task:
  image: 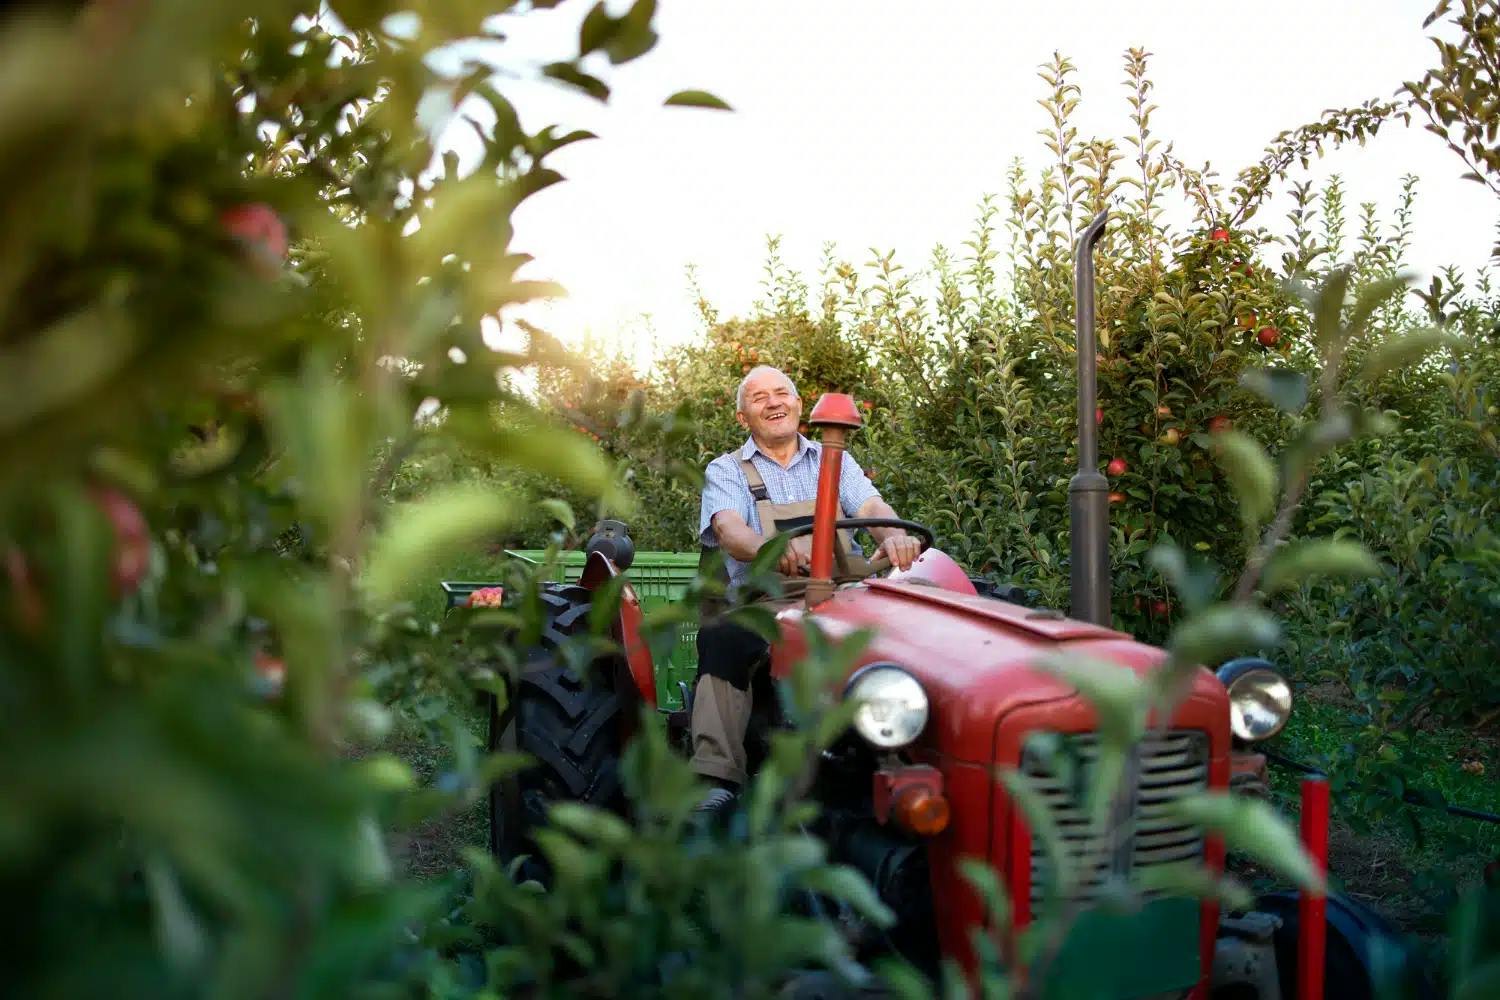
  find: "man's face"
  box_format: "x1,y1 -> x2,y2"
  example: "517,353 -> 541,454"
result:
736,369 -> 802,445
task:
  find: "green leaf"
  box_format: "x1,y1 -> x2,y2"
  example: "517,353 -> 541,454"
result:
606,0 -> 659,63
1456,961 -> 1500,1000
997,768 -> 1074,902
1146,543 -> 1218,610
364,486 -> 514,606
145,856 -> 206,973
1168,603 -> 1281,669
664,89 -> 734,111
538,498 -> 575,531
541,62 -> 610,101
1033,652 -> 1145,748
1345,274 -> 1410,341
1357,329 -> 1454,382
798,864 -> 896,928
1133,862 -> 1253,910
873,960 -> 938,1000
546,802 -> 631,850
1261,539 -> 1381,594
1168,792 -> 1323,892
1239,367 -> 1309,412
1211,431 -> 1279,529
577,2 -> 614,55
1311,267 -> 1352,355
958,858 -> 1012,929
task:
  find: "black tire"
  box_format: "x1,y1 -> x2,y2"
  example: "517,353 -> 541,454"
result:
487,584 -> 625,865
1255,892 -> 1433,1000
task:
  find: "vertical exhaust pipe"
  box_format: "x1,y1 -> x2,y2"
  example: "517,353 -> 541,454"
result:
1070,209 -> 1111,626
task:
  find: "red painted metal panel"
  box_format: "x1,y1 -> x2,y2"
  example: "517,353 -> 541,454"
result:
1299,776 -> 1330,1000
808,392 -> 864,428
770,574 -> 1234,979
885,548 -> 979,595
808,438 -> 845,584
579,551 -> 657,710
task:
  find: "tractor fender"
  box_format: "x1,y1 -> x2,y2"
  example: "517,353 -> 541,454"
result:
578,550 -> 658,711
885,548 -> 977,596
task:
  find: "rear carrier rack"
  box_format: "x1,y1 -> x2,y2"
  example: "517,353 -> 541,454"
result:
1021,730 -> 1209,906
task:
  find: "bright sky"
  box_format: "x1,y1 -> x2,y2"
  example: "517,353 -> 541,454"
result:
437,1 -> 1496,367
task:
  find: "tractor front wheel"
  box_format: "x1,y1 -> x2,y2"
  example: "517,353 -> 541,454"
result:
487,585 -> 626,867
1251,892 -> 1434,1000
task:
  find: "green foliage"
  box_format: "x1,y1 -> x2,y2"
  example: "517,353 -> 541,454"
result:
8,1 -> 1499,995
0,0 -> 716,994
374,621 -> 899,1000
1406,1 -> 1500,219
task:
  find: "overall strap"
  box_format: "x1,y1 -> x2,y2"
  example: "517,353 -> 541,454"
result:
739,458 -> 770,502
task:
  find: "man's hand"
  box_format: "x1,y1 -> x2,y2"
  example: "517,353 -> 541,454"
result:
778,534 -> 813,575
877,533 -> 921,572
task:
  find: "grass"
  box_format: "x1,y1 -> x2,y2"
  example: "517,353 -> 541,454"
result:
377,707 -> 490,881
1264,686 -> 1500,932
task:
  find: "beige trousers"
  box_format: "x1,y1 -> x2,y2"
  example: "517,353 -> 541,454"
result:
689,674 -> 754,786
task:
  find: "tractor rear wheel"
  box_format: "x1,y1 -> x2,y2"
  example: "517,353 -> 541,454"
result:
487,585 -> 625,866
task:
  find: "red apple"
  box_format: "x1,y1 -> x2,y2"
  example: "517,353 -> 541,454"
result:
1210,227 -> 1230,243
1095,407 -> 1105,426
465,586 -> 505,608
1257,326 -> 1280,347
220,202 -> 289,274
1208,415 -> 1233,434
1106,457 -> 1128,476
1151,599 -> 1170,618
90,486 -> 150,596
860,400 -> 873,411
1108,491 -> 1126,504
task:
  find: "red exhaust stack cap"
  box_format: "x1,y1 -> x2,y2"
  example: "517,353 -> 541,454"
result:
808,392 -> 863,429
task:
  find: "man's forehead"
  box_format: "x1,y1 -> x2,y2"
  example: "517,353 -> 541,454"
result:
744,372 -> 795,396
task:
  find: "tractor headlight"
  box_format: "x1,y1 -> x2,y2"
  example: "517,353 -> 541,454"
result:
846,664 -> 929,749
1217,658 -> 1292,742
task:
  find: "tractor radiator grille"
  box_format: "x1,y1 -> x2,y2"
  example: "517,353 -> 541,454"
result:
1019,730 -> 1209,906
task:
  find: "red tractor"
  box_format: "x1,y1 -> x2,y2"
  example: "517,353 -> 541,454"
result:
459,213 -> 1417,999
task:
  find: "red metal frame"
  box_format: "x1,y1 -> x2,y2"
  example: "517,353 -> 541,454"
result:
1298,776 -> 1330,1000
579,551 -> 657,711
806,393 -> 864,597
808,430 -> 845,585
872,763 -> 944,825
1008,798 -> 1032,935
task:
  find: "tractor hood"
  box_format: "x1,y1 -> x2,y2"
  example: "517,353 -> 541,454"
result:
771,579 -> 1226,763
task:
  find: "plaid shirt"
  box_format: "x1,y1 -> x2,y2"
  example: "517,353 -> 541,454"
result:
699,435 -> 881,589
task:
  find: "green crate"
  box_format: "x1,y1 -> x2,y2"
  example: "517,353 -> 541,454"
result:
505,550 -> 701,711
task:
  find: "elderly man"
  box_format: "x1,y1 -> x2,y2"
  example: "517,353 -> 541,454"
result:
692,365 -> 920,810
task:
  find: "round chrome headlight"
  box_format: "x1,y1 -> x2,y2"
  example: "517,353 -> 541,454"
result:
1217,658 -> 1292,742
846,664 -> 929,749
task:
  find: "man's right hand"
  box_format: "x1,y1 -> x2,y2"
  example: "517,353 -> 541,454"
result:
777,534 -> 813,576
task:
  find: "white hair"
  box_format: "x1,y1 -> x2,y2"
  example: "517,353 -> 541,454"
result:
735,365 -> 799,412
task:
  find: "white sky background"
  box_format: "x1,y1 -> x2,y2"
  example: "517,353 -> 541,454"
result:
434,1 -> 1497,368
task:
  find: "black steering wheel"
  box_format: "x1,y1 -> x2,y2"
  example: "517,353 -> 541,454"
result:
773,518 -> 935,580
